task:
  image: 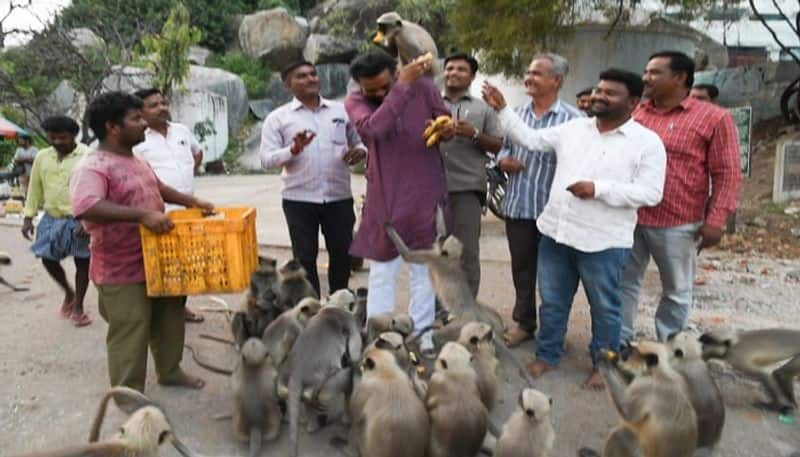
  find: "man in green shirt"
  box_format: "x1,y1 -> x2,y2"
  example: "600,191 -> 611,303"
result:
21,116 -> 91,327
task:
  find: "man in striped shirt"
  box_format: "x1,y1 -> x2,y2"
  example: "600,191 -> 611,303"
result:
500,53 -> 583,347
621,51 -> 743,342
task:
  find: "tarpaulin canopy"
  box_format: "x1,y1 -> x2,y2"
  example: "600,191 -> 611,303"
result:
0,117 -> 28,139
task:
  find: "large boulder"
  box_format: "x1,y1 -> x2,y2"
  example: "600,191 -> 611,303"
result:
248,63 -> 351,120
67,27 -> 105,50
185,65 -> 249,133
303,34 -> 359,64
101,66 -> 154,93
170,90 -> 229,163
308,0 -> 395,36
317,63 -> 351,99
188,46 -> 212,65
239,8 -> 308,68
239,120 -> 264,171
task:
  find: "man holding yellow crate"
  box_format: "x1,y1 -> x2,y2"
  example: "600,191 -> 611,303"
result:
70,91 -> 214,393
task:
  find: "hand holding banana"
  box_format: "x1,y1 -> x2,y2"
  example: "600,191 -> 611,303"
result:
423,115 -> 453,147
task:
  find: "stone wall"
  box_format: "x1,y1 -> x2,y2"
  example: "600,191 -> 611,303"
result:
696,61 -> 797,123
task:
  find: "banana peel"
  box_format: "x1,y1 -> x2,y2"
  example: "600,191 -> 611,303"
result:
422,115 -> 453,147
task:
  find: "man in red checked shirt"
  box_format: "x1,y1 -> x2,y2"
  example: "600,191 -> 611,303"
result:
620,51 -> 743,342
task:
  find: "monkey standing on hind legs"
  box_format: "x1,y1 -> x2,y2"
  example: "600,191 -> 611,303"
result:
699,328 -> 800,413
385,206 -> 536,387
281,305 -> 362,457
579,341 -> 698,457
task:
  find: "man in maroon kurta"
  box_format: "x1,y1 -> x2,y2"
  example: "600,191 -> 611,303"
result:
345,51 -> 452,356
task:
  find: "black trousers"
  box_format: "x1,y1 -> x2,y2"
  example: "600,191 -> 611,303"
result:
282,198 -> 355,296
505,218 -> 540,332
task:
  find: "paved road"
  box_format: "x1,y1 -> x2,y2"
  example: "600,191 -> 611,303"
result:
1,175 -> 798,456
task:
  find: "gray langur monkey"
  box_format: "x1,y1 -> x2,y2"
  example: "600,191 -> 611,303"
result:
373,11 -> 438,68
243,255 -> 281,338
232,338 -> 282,457
365,331 -> 428,399
326,289 -> 357,312
426,342 -> 488,457
366,312 -> 415,343
579,341 -> 698,457
699,328 -> 800,413
458,321 -> 500,410
495,388 -> 556,457
0,251 -> 29,291
385,206 -> 536,387
348,346 -> 431,457
11,387 -> 198,457
277,259 -> 318,312
666,331 -> 725,450
282,306 -> 363,457
263,297 -> 322,369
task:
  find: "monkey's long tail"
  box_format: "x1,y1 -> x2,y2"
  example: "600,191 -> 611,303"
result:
288,374 -> 303,457
249,425 -> 263,457
184,344 -> 234,375
89,386 -> 155,441
200,333 -> 236,346
494,340 -> 536,387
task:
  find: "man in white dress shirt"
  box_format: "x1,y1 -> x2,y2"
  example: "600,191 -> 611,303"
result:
133,88 -> 204,323
482,69 -> 667,389
261,61 -> 366,296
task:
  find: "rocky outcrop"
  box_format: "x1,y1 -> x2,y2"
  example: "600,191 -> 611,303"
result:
303,34 -> 359,64
308,0 -> 396,36
188,46 -> 212,65
67,28 -> 105,50
238,8 -> 308,69
185,65 -> 248,133
248,63 -> 351,120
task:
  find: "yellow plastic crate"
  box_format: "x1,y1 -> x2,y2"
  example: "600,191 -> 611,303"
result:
140,206 -> 258,297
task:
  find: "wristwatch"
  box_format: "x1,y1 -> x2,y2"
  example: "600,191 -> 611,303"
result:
470,129 -> 481,143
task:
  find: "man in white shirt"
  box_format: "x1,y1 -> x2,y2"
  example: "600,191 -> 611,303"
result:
132,88 -> 204,323
482,69 -> 666,389
261,61 -> 366,296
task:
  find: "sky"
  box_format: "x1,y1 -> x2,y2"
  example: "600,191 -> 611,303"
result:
2,0 -> 71,47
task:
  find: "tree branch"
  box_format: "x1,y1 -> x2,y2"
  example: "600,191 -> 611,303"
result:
605,0 -> 626,39
750,0 -> 800,67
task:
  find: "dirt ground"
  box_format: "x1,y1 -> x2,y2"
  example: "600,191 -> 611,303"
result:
1,214 -> 799,456
718,119 -> 800,259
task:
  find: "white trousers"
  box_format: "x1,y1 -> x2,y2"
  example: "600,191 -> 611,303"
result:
366,256 -> 435,348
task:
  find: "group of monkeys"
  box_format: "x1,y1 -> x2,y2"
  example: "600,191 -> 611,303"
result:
8,209 -> 800,457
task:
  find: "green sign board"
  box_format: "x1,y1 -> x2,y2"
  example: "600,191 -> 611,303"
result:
728,105 -> 752,177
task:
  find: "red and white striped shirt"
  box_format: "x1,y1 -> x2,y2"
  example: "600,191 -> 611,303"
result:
633,97 -> 742,228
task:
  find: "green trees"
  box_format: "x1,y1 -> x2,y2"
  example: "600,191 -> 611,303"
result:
138,3 -> 202,96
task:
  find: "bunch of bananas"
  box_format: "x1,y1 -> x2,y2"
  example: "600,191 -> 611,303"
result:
422,115 -> 453,147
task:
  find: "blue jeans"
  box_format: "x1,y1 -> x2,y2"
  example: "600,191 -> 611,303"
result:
536,235 -> 630,367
